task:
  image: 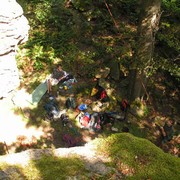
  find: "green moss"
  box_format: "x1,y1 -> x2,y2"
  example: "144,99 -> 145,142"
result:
1,134 -> 180,179
22,155 -> 88,180
96,133 -> 180,180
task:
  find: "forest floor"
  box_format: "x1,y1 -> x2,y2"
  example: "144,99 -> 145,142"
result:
0,73 -> 179,157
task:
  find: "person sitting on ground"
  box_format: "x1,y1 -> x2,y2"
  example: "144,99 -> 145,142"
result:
47,64 -> 67,94
160,119 -> 175,144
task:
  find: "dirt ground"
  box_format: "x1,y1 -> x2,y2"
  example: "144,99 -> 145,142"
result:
0,76 -> 179,157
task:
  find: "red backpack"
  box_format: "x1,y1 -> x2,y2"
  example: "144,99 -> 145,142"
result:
79,113 -> 90,127
100,90 -> 107,99
100,90 -> 109,102
121,99 -> 129,111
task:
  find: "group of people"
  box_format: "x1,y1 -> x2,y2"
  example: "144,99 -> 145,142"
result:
45,63 -> 175,144
46,63 -> 110,105
44,64 -> 122,131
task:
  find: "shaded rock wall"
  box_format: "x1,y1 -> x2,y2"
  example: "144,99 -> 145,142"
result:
0,0 -> 29,98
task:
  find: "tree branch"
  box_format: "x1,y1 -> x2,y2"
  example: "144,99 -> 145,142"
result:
104,0 -> 120,33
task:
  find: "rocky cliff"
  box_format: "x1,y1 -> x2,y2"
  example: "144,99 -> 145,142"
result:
0,0 -> 29,98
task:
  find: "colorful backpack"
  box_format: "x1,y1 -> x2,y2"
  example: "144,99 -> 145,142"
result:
99,112 -> 115,127
89,112 -> 101,131
60,113 -> 70,126
100,90 -> 109,102
121,99 -> 129,112
78,104 -> 87,111
79,112 -> 90,127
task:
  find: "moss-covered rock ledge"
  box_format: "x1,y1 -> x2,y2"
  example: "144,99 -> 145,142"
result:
0,133 -> 179,179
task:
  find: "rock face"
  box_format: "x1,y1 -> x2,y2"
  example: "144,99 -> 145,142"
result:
0,0 -> 29,98
0,141 -> 114,179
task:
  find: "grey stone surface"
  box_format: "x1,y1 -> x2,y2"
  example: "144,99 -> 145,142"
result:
0,0 -> 29,98
0,142 -> 113,177
0,170 -> 10,180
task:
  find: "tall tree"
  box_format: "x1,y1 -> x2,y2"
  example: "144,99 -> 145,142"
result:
128,0 -> 162,102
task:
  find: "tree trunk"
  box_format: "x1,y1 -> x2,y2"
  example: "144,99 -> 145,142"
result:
128,0 -> 161,102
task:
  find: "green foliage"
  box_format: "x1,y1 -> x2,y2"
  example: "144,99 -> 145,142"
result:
34,2 -> 51,24
3,1 -> 179,178
73,81 -> 91,96
30,156 -> 87,179
153,0 -> 180,82
1,156 -> 88,179
131,99 -> 150,118
71,0 -> 93,12
17,0 -> 139,77
162,0 -> 180,21
17,0 -> 76,69
17,0 -> 179,90
117,0 -> 139,22
71,50 -> 97,77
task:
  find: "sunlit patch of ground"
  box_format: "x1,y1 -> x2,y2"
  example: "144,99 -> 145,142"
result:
0,93 -> 51,153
